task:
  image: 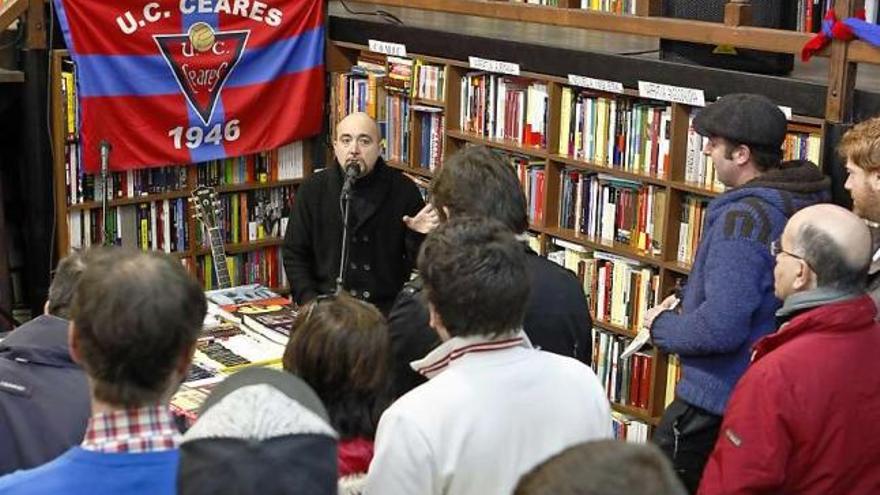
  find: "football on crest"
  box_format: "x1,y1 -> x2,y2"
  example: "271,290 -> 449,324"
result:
189,22 -> 215,52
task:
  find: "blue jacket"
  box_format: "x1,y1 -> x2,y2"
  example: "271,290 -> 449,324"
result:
651,160 -> 830,415
0,315 -> 90,475
0,447 -> 179,494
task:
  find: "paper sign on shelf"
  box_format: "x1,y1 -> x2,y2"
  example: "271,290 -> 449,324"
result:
778,105 -> 792,120
468,56 -> 520,76
368,39 -> 408,57
567,74 -> 624,94
638,81 -> 706,107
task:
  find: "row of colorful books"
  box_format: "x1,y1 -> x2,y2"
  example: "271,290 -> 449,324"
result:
412,59 -> 446,101
560,89 -> 671,178
195,142 -> 305,186
192,187 -> 294,246
592,327 -> 653,409
459,73 -> 549,147
559,170 -> 667,255
677,195 -> 710,266
189,246 -> 287,291
547,239 -> 661,332
612,412 -> 650,443
510,156 -> 547,225
67,199 -> 190,253
414,107 -> 445,171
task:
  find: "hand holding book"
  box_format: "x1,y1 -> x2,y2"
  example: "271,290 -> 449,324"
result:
621,295 -> 680,360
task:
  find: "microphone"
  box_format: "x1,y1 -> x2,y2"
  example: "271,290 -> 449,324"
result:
341,160 -> 360,197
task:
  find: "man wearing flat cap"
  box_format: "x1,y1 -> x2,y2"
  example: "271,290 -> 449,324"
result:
641,93 -> 830,493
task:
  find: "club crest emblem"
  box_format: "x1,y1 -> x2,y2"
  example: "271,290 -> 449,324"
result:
155,23 -> 249,125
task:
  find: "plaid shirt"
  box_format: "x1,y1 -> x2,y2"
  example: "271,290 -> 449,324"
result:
81,405 -> 181,453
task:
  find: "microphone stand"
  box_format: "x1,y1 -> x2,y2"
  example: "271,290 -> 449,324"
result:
100,140 -> 112,246
335,163 -> 358,294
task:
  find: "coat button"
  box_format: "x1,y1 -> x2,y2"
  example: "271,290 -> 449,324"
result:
363,290 -> 371,299
349,289 -> 358,297
363,264 -> 371,271
350,262 -> 358,270
362,235 -> 370,243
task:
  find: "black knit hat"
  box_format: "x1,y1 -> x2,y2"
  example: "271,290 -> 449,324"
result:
178,368 -> 338,495
693,93 -> 787,152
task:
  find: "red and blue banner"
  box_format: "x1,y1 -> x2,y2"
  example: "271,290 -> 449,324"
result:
53,0 -> 325,172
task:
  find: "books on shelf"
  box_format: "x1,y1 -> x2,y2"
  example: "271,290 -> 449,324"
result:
592,327 -> 653,410
677,195 -> 710,266
548,240 -> 660,331
413,106 -> 445,171
412,59 -> 446,101
558,170 -> 666,254
460,73 -> 548,147
195,142 -> 304,186
505,154 -> 546,225
580,0 -> 636,15
196,246 -> 287,291
612,412 -> 650,443
194,186 -> 294,246
783,131 -> 822,164
67,198 -> 190,253
684,112 -> 723,191
385,91 -> 411,163
559,88 -> 671,177
665,354 -> 682,409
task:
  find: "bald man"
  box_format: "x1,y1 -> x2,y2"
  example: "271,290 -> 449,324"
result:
283,113 -> 437,314
699,204 -> 880,495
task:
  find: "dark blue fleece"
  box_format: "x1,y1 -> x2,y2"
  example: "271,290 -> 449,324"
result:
651,161 -> 830,415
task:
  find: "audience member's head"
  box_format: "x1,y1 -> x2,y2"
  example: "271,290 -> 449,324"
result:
334,112 -> 381,176
69,247 -> 206,408
430,145 -> 528,233
773,203 -> 872,300
179,368 -> 338,495
693,93 -> 787,181
418,216 -> 529,340
839,116 -> 880,222
514,440 -> 687,495
45,250 -> 88,319
283,293 -> 389,440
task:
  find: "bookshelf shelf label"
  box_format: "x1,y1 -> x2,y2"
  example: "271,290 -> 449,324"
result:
368,39 -> 408,57
778,105 -> 792,120
567,74 -> 624,94
468,56 -> 520,76
638,81 -> 705,107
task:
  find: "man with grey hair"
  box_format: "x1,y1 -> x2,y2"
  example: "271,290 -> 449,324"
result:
0,251 -> 91,474
699,204 -> 880,495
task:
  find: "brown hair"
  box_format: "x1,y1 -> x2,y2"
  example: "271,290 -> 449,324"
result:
47,250 -> 88,319
431,145 -> 528,233
515,440 -> 687,495
838,116 -> 880,172
71,247 -> 206,407
283,293 -> 390,439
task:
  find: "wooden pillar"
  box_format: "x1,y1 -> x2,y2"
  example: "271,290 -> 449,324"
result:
636,0 -> 661,17
25,0 -> 46,49
826,0 -> 863,123
724,0 -> 752,27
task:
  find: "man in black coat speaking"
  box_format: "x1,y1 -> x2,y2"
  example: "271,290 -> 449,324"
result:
282,113 -> 438,314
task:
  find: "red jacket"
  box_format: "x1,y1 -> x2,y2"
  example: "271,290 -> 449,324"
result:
699,295 -> 880,495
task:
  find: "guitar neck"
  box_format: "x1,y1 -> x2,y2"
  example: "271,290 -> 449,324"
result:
207,227 -> 232,289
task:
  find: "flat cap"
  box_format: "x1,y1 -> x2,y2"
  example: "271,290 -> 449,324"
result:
693,93 -> 787,152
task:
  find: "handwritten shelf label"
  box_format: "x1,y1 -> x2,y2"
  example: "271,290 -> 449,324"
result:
638,81 -> 705,106
567,74 -> 624,94
468,56 -> 520,76
368,39 -> 407,57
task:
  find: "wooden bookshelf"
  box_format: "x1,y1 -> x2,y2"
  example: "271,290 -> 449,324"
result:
328,39 -> 825,430
50,50 -> 311,293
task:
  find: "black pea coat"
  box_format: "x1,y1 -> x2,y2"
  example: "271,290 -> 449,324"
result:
282,158 -> 425,314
